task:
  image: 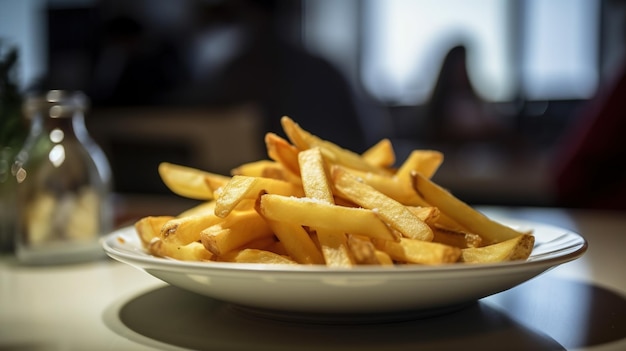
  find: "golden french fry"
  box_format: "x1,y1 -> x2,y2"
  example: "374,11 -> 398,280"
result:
347,235 -> 378,265
361,138 -> 396,168
219,248 -> 297,265
161,213 -> 223,245
406,206 -> 440,226
148,239 -> 213,261
412,172 -> 528,244
158,162 -> 229,200
374,250 -> 394,265
214,175 -> 304,218
373,238 -> 461,265
258,194 -> 399,242
135,216 -> 174,247
265,132 -> 301,177
138,116 -> 536,267
343,167 -> 429,206
263,219 -> 325,265
231,159 -> 301,184
313,229 -> 353,267
298,147 -> 334,203
242,236 -> 279,251
298,147 -> 354,267
432,225 -> 483,249
204,173 -> 231,194
281,116 -> 389,175
331,166 -> 433,241
461,234 -> 535,263
200,210 -> 273,256
395,150 -> 443,181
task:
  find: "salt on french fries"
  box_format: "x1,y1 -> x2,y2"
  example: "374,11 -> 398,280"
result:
134,115 -> 535,266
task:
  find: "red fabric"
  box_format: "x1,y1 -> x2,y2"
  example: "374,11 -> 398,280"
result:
553,64 -> 626,210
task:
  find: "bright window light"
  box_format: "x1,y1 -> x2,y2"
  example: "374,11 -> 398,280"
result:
360,0 -> 599,105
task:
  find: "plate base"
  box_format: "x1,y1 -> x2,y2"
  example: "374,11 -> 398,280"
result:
228,302 -> 474,325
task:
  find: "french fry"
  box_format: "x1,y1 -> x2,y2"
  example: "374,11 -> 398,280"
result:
158,162 -> 229,200
432,225 -> 483,249
407,206 -> 440,226
343,167 -> 429,206
331,166 -> 433,241
395,150 -> 443,181
298,148 -> 334,203
347,235 -> 378,265
258,194 -> 399,242
200,210 -> 273,256
461,234 -> 535,263
135,216 -> 174,247
214,175 -> 304,218
232,160 -> 301,184
148,239 -> 213,261
262,219 -> 325,265
135,115 -> 535,267
361,138 -> 396,168
265,132 -> 301,177
161,213 -> 223,245
219,248 -> 297,265
412,172 -> 528,244
373,238 -> 461,265
374,250 -> 394,265
231,160 -> 276,177
298,147 -> 354,267
281,116 -> 390,175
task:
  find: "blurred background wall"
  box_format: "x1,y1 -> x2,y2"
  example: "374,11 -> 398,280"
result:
1,0 -> 624,209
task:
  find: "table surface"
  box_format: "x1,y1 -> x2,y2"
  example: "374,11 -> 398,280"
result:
1,203 -> 625,351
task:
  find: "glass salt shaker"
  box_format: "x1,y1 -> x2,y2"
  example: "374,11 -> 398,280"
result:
13,90 -> 113,264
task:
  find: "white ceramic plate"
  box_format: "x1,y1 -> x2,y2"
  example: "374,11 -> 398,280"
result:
102,218 -> 587,319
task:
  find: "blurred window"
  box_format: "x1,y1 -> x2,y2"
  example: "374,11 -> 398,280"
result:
359,0 -> 599,105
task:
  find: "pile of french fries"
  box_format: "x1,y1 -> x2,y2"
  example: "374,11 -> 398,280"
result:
135,116 -> 534,267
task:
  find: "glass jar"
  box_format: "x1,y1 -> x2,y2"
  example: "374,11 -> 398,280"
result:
13,90 -> 113,264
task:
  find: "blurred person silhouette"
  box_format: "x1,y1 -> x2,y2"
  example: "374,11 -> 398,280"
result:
88,14 -> 187,106
423,45 -> 505,149
552,61 -> 626,210
194,0 -> 366,152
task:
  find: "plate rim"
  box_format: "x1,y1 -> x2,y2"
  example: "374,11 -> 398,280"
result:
102,217 -> 588,277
